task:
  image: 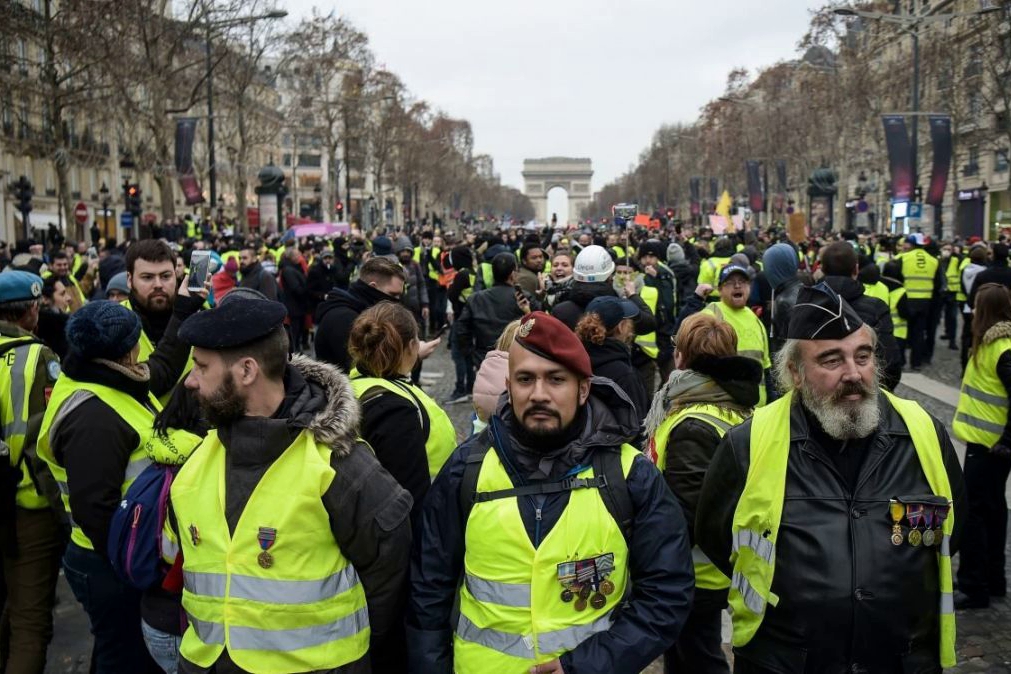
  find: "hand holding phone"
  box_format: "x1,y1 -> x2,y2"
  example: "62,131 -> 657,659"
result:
188,250 -> 211,291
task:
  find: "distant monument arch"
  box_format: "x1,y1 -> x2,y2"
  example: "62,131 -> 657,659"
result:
522,157 -> 593,225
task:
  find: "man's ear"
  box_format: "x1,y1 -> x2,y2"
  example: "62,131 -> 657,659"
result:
578,378 -> 591,405
236,357 -> 260,387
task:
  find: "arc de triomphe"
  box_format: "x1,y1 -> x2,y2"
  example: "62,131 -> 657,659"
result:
522,157 -> 593,225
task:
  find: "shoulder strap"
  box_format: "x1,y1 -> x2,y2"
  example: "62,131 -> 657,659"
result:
0,338 -> 43,360
459,442 -> 491,525
593,449 -> 634,545
389,379 -> 431,439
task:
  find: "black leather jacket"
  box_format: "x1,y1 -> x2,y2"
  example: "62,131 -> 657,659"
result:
769,277 -> 803,357
696,394 -> 966,674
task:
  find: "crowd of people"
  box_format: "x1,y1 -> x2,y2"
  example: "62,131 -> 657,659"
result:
0,215 -> 1006,673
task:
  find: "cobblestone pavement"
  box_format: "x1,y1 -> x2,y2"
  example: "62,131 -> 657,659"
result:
43,327 -> 1011,673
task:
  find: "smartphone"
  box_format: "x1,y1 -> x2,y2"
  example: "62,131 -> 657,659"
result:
514,286 -> 527,303
87,246 -> 98,261
432,324 -> 449,339
188,250 -> 211,291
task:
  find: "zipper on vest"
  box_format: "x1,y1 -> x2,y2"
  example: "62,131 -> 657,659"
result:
534,507 -> 543,546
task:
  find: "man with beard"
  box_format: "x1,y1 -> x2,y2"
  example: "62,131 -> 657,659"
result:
695,283 -> 966,673
237,243 -> 279,302
515,243 -> 545,299
408,311 -> 694,674
124,241 -> 206,400
171,298 -> 412,674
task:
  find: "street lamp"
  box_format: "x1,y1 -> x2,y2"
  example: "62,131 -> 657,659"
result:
202,8 -> 287,209
833,3 -> 1000,236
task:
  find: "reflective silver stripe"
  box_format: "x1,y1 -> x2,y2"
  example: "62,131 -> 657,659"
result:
465,574 -> 531,608
635,340 -> 657,348
905,275 -> 934,281
739,349 -> 764,363
940,534 -> 951,556
940,592 -> 954,614
185,571 -> 227,597
692,546 -> 714,566
963,384 -> 1009,408
56,480 -> 69,495
189,615 -> 225,645
47,390 -> 95,448
731,571 -> 766,614
687,414 -> 732,432
456,615 -> 533,659
733,529 -> 774,563
185,568 -> 362,605
537,611 -> 614,653
124,457 -> 152,482
954,412 -> 1005,435
228,606 -> 369,651
230,566 -> 362,604
5,346 -> 30,437
161,533 -> 179,562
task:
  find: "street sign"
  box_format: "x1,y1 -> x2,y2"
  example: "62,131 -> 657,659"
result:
120,212 -> 133,229
908,202 -> 923,219
74,202 -> 89,225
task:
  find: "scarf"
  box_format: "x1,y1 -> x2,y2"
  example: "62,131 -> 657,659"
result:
643,369 -> 742,439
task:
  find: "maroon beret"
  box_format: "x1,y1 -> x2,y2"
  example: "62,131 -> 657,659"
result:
514,311 -> 593,379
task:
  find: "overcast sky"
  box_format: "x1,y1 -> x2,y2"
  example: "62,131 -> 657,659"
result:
286,0 -> 823,194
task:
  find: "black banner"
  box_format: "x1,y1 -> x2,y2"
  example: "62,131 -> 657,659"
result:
774,160 -> 788,212
709,177 -> 719,204
175,118 -> 205,205
927,115 -> 952,207
882,115 -> 913,202
746,160 -> 764,212
690,177 -> 701,216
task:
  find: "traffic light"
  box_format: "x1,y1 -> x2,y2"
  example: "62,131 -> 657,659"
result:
13,175 -> 33,215
666,207 -> 675,220
127,183 -> 142,215
335,200 -> 344,218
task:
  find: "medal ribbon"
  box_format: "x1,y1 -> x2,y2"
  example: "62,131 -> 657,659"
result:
905,504 -> 924,530
258,527 -> 276,551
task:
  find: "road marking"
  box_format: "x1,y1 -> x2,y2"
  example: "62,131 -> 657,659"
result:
899,372 -> 961,408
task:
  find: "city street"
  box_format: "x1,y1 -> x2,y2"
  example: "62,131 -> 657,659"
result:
43,330 -> 1011,673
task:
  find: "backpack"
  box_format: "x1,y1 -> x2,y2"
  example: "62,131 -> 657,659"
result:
458,423 -> 634,545
107,463 -> 177,590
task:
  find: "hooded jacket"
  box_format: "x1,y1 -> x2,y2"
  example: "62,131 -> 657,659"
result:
407,377 -> 694,674
176,355 -> 413,674
314,280 -> 400,372
584,338 -> 649,423
695,393 -> 966,673
821,276 -> 903,391
643,354 -> 761,536
552,281 -> 657,338
456,284 -> 538,365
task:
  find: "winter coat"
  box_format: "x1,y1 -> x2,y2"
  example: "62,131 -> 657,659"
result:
406,377 -> 694,674
552,281 -> 657,338
306,260 -> 343,317
176,356 -> 413,674
820,276 -> 902,391
696,394 -> 966,673
279,257 -> 309,319
583,338 -> 649,423
668,261 -> 698,315
314,280 -> 400,373
456,284 -> 539,367
770,276 -> 804,357
237,261 -> 279,302
472,349 -> 509,423
402,260 -> 430,318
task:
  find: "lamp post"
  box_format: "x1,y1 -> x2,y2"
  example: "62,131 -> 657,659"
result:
202,8 -> 287,208
833,4 -> 1000,236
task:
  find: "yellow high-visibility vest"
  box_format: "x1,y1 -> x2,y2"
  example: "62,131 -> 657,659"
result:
697,257 -> 731,299
863,281 -> 889,305
634,286 -> 659,359
727,391 -> 955,666
889,286 -> 908,341
702,303 -> 770,406
0,336 -> 51,509
899,250 -> 939,300
121,299 -> 193,404
954,335 -> 1011,447
648,403 -> 748,590
454,444 -> 638,673
38,376 -> 163,550
414,246 -> 442,282
349,372 -> 458,480
956,257 -> 971,302
172,429 -> 370,673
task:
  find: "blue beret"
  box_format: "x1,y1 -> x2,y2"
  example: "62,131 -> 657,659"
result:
66,301 -> 142,361
179,299 -> 287,349
0,270 -> 43,303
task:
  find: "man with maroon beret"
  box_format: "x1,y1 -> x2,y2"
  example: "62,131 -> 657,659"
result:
408,311 -> 694,673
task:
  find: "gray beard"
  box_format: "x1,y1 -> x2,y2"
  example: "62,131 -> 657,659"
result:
800,380 -> 881,440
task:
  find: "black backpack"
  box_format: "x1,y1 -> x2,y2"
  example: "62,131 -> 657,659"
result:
458,433 -> 635,545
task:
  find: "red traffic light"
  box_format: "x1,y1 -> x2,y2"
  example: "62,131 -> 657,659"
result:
127,185 -> 138,197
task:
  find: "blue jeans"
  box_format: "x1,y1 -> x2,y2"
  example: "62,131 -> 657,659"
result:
142,620 -> 182,674
62,542 -> 160,673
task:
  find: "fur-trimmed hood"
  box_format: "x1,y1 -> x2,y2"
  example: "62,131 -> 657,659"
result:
983,320 -> 1011,346
289,354 -> 360,457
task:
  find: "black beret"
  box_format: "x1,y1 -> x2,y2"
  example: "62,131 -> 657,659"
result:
179,299 -> 287,349
788,282 -> 864,341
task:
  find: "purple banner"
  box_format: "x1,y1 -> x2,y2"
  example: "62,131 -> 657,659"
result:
882,115 -> 913,202
746,160 -> 764,212
175,118 -> 205,205
927,115 -> 952,207
709,177 -> 719,204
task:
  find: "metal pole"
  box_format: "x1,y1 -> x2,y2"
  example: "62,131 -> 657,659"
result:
206,23 -> 217,208
910,23 -> 920,207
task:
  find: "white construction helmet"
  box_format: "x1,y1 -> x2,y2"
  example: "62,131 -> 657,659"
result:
573,245 -> 615,283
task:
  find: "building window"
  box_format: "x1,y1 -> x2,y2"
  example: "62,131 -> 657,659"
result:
966,146 -> 980,176
968,91 -> 983,122
282,153 -> 291,167
997,150 -> 1010,173
966,43 -> 983,78
297,154 -> 321,168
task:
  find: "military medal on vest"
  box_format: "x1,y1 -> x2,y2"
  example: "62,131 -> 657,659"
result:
906,504 -> 924,546
258,527 -> 277,568
890,498 -> 951,547
888,500 -> 904,546
557,553 -> 615,612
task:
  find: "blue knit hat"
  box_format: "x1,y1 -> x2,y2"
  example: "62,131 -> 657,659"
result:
66,300 -> 142,361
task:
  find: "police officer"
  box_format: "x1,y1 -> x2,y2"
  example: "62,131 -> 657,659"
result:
171,297 -> 413,674
897,233 -> 941,371
644,311 -> 762,674
0,271 -> 63,673
37,293 -> 198,673
696,283 -> 966,673
408,311 -> 694,674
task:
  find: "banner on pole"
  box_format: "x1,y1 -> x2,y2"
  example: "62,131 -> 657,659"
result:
882,115 -> 913,202
690,177 -> 701,216
175,118 -> 205,205
926,115 -> 952,207
746,160 -> 764,212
